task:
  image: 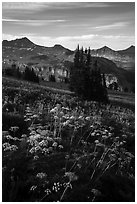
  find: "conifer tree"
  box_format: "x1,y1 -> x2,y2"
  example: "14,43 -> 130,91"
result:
69,45 -> 108,103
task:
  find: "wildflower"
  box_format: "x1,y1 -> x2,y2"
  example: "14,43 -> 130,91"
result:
29,147 -> 35,154
31,114 -> 38,118
35,146 -> 41,152
62,107 -> 69,111
9,126 -> 19,132
40,130 -> 48,136
91,189 -> 101,196
34,155 -> 39,160
85,116 -> 90,121
56,103 -> 61,109
4,145 -> 18,152
5,135 -> 14,140
50,107 -> 58,113
66,120 -> 70,125
58,145 -> 63,149
59,111 -> 64,117
96,143 -> 104,147
54,116 -> 58,120
108,133 -> 112,137
122,134 -> 127,139
26,113 -> 32,116
91,132 -> 95,136
46,136 -> 54,142
34,134 -> 41,139
78,116 -> 83,120
30,131 -> 36,135
65,172 -> 78,181
45,189 -> 51,195
102,135 -> 108,139
120,142 -> 124,146
115,137 -> 120,141
39,140 -> 46,147
70,116 -> 75,120
13,137 -> 20,141
77,164 -> 82,169
24,118 -> 31,122
30,185 -> 37,191
62,120 -> 70,126
52,142 -> 58,147
3,142 -> 10,148
36,172 -> 47,179
125,152 -> 134,158
94,140 -> 99,144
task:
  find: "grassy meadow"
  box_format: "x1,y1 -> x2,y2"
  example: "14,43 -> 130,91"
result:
2,77 -> 135,202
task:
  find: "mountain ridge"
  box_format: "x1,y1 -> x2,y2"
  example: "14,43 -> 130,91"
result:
2,36 -> 135,72
2,37 -> 135,92
2,37 -> 134,53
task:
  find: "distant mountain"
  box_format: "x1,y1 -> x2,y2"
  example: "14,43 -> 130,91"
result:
90,45 -> 135,71
2,37 -> 135,91
117,45 -> 135,57
2,37 -> 74,68
91,46 -> 119,57
2,37 -> 34,48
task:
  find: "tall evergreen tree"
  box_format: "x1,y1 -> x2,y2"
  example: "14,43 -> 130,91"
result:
69,46 -> 108,103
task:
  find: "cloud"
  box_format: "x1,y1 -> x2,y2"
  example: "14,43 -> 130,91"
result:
46,2 -> 111,9
2,18 -> 67,26
2,2 -> 112,11
2,2 -> 48,11
95,22 -> 128,30
55,34 -> 98,42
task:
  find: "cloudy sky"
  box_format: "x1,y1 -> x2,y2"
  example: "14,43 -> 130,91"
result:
2,2 -> 135,50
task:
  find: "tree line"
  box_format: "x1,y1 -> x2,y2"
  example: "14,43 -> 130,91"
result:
3,64 -> 39,83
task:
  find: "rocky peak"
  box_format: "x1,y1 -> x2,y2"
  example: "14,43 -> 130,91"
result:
2,37 -> 34,48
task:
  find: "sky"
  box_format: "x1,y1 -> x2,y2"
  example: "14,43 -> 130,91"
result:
2,2 -> 135,50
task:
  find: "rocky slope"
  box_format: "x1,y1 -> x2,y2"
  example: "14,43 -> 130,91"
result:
2,37 -> 74,69
2,37 -> 135,91
90,45 -> 135,71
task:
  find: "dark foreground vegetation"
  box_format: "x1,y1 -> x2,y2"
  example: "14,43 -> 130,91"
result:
69,46 -> 108,103
2,77 -> 135,202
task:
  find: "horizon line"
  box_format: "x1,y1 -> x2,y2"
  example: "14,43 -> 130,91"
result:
2,36 -> 135,52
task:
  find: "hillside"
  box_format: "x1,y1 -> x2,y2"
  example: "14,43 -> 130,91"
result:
88,56 -> 134,91
2,37 -> 135,91
90,45 -> 135,71
2,37 -> 74,68
117,45 -> 135,58
2,76 -> 135,202
2,37 -> 135,70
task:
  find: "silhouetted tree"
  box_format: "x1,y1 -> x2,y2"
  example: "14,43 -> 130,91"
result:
24,66 -> 39,83
69,46 -> 108,103
49,75 -> 56,82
